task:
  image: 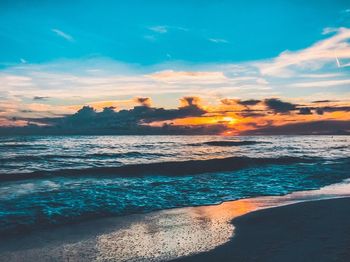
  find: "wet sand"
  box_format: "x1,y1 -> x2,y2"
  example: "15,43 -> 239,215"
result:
1,180 -> 350,261
176,197 -> 350,262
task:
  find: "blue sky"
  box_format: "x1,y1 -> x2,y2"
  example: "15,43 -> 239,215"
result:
0,0 -> 350,124
1,0 -> 349,65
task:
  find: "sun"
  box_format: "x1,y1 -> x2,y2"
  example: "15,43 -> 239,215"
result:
222,117 -> 237,124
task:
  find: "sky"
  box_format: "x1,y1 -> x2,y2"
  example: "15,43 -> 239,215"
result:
0,0 -> 350,134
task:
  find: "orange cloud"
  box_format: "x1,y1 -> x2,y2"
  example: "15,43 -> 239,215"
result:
144,97 -> 350,135
67,99 -> 136,112
148,70 -> 226,81
1,94 -> 350,135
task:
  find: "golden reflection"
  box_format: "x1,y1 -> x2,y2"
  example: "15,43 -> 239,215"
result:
95,199 -> 262,261
190,200 -> 258,221
3,182 -> 350,262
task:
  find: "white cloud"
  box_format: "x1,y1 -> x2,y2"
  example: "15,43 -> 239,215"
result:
299,73 -> 343,78
148,26 -> 168,34
209,38 -> 228,44
147,25 -> 188,34
291,79 -> 350,88
51,29 -> 74,42
147,70 -> 228,82
322,27 -> 338,35
256,27 -> 350,77
1,27 -> 350,118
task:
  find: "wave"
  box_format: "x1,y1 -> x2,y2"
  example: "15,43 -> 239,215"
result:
191,140 -> 267,147
0,151 -> 166,163
332,146 -> 348,150
87,151 -> 166,158
0,154 -> 77,162
0,144 -> 30,148
0,156 -> 318,182
0,144 -> 47,150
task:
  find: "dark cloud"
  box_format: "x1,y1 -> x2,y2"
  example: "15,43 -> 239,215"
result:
237,99 -> 261,106
238,109 -> 266,118
321,106 -> 350,113
220,97 -> 349,117
312,106 -> 350,116
33,96 -> 50,101
243,120 -> 350,135
97,106 -> 117,120
2,96 -> 350,136
220,98 -> 261,107
135,97 -> 152,107
1,96 -> 209,135
264,98 -> 297,114
298,107 -> 312,115
180,96 -> 201,107
316,108 -> 324,115
311,100 -> 337,103
19,110 -> 34,113
74,106 -> 96,117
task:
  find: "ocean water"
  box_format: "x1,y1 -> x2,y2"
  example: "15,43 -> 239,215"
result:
0,135 -> 349,235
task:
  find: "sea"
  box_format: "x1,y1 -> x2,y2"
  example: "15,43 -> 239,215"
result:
0,135 -> 349,236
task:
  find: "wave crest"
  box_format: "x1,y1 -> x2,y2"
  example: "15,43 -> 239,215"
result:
0,156 -> 317,182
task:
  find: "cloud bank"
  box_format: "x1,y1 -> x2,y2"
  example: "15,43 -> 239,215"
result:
1,95 -> 349,135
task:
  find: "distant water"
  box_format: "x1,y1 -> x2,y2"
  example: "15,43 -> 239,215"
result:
0,135 -> 349,235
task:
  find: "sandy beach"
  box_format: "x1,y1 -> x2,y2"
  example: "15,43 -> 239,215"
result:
1,180 -> 350,262
177,197 -> 350,262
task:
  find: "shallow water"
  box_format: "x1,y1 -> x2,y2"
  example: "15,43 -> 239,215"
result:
1,179 -> 350,262
0,135 -> 349,235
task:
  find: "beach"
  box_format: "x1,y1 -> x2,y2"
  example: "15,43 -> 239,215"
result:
177,197 -> 350,262
1,179 -> 350,262
1,135 -> 350,261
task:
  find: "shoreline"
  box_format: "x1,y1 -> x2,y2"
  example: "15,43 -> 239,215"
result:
1,180 -> 350,261
176,197 -> 350,262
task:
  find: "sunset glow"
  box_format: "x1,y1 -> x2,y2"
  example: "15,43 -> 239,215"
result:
0,1 -> 349,135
